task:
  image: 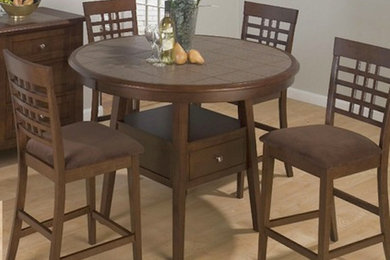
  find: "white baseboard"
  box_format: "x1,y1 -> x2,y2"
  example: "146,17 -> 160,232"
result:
81,89 -> 327,120
83,105 -> 104,121
287,87 -> 383,121
287,87 -> 327,107
81,88 -> 382,124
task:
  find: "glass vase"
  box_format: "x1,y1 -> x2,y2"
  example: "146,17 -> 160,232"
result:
171,1 -> 198,52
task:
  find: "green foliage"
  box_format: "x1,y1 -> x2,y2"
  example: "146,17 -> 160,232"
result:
169,0 -> 199,7
170,0 -> 198,51
0,0 -> 13,4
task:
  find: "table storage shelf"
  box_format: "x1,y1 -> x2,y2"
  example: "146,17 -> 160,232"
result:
69,35 -> 299,259
119,105 -> 247,188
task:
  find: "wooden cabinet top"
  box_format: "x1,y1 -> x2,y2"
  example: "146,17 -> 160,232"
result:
0,7 -> 84,35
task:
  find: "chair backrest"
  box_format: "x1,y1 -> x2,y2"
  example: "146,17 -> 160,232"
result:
241,1 -> 298,53
3,49 -> 65,170
326,37 -> 390,149
83,0 -> 139,43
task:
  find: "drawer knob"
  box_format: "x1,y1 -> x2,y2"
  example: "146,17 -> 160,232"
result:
39,43 -> 46,50
215,155 -> 224,163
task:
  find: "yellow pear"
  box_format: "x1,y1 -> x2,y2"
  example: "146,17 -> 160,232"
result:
23,0 -> 34,5
188,49 -> 205,65
174,43 -> 188,65
13,0 -> 22,6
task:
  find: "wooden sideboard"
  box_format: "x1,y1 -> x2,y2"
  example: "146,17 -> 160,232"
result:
0,8 -> 84,150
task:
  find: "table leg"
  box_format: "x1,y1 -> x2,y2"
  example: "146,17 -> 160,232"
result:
238,100 -> 261,231
172,103 -> 189,260
100,96 -> 128,217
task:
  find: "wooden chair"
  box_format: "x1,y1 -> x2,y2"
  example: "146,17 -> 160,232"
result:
3,49 -> 143,260
235,1 -> 299,198
83,0 -> 141,218
83,0 -> 139,122
258,37 -> 390,259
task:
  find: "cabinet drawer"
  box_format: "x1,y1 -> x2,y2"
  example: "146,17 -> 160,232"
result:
10,29 -> 67,61
189,138 -> 246,180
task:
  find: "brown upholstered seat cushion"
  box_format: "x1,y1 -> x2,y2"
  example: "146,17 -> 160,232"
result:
26,122 -> 144,170
260,125 -> 381,170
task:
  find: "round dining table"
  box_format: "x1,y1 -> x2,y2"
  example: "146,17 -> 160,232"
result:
69,35 -> 299,260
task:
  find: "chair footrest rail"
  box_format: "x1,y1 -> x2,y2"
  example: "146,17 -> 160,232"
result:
269,210 -> 319,228
334,188 -> 379,215
17,206 -> 135,260
266,227 -> 384,259
20,206 -> 89,238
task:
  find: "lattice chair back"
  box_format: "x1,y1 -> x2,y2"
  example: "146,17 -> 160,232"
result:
83,0 -> 138,43
326,37 -> 390,148
3,49 -> 65,171
241,1 -> 298,53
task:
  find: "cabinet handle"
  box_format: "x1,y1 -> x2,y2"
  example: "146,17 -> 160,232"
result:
215,155 -> 224,163
39,43 -> 46,50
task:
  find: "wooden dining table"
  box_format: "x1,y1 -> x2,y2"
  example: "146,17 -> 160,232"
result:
69,35 -> 299,259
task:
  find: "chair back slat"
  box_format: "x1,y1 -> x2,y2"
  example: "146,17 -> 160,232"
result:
3,49 -> 65,171
12,94 -> 50,118
241,1 -> 298,53
83,0 -> 138,43
18,121 -> 52,147
326,38 -> 390,148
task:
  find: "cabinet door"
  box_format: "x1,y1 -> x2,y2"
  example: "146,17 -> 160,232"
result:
5,104 -> 15,140
0,24 -> 83,150
8,27 -> 83,124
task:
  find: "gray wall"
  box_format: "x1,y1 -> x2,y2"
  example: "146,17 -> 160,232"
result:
41,0 -> 390,106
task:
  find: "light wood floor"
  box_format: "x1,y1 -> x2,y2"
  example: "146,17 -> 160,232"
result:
0,99 -> 388,259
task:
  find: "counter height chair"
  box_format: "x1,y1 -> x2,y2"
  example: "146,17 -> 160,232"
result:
3,49 -> 143,260
83,0 -> 141,219
83,0 -> 139,122
235,1 -> 299,198
258,38 -> 390,259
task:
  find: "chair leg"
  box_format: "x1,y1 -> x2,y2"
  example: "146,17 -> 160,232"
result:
86,177 -> 96,245
100,171 -> 116,218
91,90 -> 99,122
133,99 -> 140,112
329,194 -> 338,242
317,176 -> 333,260
283,163 -> 294,178
377,165 -> 390,259
128,156 -> 142,260
278,90 -> 293,178
49,182 -> 66,260
258,145 -> 275,260
236,171 -> 245,199
6,160 -> 28,260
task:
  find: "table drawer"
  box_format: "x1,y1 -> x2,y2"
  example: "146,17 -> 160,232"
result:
189,138 -> 246,180
10,29 -> 67,61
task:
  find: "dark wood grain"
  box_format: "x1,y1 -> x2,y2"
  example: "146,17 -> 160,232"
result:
69,35 -> 299,260
69,35 -> 299,103
83,0 -> 139,122
0,7 -> 84,151
3,49 -> 143,260
258,37 -> 390,260
236,1 -> 299,199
